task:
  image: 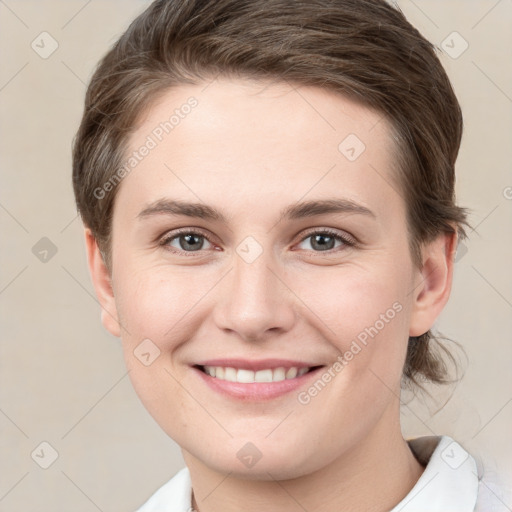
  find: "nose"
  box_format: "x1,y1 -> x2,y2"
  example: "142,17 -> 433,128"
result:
212,243 -> 296,343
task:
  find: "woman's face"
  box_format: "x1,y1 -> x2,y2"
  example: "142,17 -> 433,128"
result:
98,78 -> 447,479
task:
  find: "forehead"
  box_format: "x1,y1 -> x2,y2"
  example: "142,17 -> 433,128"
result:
118,78 -> 404,226
132,77 -> 390,153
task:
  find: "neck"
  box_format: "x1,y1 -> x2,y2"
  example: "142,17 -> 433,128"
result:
184,412 -> 425,512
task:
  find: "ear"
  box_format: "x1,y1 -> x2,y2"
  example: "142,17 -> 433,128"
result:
84,227 -> 121,338
409,231 -> 458,337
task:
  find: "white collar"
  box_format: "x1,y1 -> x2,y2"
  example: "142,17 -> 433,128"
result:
390,435 -> 479,511
135,435 -> 479,512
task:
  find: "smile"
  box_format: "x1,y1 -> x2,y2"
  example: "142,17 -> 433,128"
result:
192,359 -> 326,400
199,365 -> 315,383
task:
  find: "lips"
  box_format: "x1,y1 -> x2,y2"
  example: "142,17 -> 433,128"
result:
192,359 -> 326,400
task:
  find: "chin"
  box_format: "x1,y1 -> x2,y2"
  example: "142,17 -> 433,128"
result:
195,439 -> 321,481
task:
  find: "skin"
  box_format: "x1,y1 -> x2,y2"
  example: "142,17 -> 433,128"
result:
85,78 -> 457,511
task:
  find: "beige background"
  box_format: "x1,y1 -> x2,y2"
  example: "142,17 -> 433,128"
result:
1,1 -> 511,510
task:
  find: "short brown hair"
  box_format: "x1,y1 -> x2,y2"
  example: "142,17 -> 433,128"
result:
72,0 -> 471,390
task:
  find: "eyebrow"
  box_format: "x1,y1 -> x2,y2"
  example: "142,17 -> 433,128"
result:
137,198 -> 376,223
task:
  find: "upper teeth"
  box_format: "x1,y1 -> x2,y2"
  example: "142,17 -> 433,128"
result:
203,366 -> 310,383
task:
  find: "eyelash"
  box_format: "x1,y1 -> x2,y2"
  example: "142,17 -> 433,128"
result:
158,227 -> 357,257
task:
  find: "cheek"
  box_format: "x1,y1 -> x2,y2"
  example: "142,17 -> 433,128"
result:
300,262 -> 408,339
114,263 -> 199,436
287,268 -> 409,449
296,263 -> 411,388
114,263 -> 209,345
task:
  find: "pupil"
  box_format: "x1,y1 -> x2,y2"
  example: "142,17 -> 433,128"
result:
181,234 -> 203,251
312,234 -> 334,251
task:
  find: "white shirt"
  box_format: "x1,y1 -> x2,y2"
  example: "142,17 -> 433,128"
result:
134,435 -> 501,511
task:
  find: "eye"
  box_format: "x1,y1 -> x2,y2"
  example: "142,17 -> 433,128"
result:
159,229 -> 214,255
296,228 -> 356,252
158,227 -> 356,256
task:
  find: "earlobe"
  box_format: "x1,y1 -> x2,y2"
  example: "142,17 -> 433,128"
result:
408,231 -> 458,337
84,228 -> 121,338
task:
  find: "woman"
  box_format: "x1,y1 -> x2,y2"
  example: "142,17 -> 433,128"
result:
72,0 -> 497,510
